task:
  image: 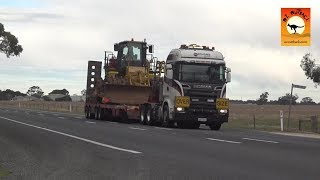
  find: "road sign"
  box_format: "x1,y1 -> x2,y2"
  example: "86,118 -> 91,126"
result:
292,84 -> 306,89
288,83 -> 306,130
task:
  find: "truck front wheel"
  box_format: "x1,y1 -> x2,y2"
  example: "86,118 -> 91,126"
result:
162,105 -> 174,128
209,122 -> 222,131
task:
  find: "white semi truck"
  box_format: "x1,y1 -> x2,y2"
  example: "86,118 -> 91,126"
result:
140,44 -> 231,130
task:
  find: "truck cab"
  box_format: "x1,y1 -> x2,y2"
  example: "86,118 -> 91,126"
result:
163,44 -> 231,130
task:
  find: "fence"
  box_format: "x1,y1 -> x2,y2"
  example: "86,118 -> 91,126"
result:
0,101 -> 84,114
226,104 -> 320,133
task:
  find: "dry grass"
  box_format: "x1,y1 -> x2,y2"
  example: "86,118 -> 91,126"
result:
0,101 -> 84,114
0,166 -> 11,178
0,101 -> 319,133
226,104 -> 320,132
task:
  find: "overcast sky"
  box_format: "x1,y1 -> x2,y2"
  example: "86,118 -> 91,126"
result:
0,0 -> 319,102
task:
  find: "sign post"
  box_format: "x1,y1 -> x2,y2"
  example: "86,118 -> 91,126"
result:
280,110 -> 284,131
287,83 -> 306,130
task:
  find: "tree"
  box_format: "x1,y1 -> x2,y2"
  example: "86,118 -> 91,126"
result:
43,95 -> 52,101
49,89 -> 69,95
26,86 -> 44,98
55,95 -> 72,102
81,89 -> 86,96
0,89 -> 26,100
257,92 -> 269,105
300,53 -> 320,86
278,93 -> 299,105
300,97 -> 316,105
0,23 -> 23,57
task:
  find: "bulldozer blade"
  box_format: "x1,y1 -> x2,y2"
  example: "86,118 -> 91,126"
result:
99,84 -> 152,105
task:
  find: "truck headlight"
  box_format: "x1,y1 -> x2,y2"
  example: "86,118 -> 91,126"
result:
219,109 -> 228,114
176,107 -> 184,111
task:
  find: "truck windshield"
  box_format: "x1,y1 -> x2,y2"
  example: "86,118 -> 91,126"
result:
178,64 -> 225,83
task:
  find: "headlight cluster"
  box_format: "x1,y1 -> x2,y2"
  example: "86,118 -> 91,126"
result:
176,107 -> 184,111
219,109 -> 228,114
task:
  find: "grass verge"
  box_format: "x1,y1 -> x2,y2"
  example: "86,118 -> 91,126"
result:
0,166 -> 11,178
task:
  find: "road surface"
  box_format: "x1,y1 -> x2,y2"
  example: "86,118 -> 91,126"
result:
0,107 -> 319,180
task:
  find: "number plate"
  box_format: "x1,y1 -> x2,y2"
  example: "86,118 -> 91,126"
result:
216,98 -> 229,110
198,118 -> 207,122
175,96 -> 190,108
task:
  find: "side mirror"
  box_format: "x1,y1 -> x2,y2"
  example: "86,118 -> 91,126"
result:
149,45 -> 154,53
114,43 -> 119,51
166,69 -> 173,79
226,67 -> 231,83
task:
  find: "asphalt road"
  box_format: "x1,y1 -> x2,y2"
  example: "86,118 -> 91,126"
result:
0,107 -> 320,180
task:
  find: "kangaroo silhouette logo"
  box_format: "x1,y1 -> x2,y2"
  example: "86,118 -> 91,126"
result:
287,23 -> 304,34
281,8 -> 310,46
286,16 -> 306,35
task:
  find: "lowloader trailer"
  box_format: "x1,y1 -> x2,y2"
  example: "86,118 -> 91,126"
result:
85,41 -> 231,130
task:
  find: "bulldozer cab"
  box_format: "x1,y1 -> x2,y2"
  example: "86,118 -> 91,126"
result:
114,41 -> 148,75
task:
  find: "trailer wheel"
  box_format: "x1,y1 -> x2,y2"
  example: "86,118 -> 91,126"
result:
162,105 -> 174,128
95,107 -> 100,120
139,105 -> 147,125
99,108 -> 105,120
104,109 -> 113,121
119,110 -> 128,123
146,105 -> 154,126
209,122 -> 222,131
89,107 -> 95,119
85,106 -> 90,119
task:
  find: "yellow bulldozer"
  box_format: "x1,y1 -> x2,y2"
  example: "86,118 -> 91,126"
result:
85,39 -> 164,115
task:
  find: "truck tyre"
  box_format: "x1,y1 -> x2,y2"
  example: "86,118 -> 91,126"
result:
192,123 -> 201,129
162,105 -> 174,128
119,110 -> 128,123
209,123 -> 222,131
177,122 -> 185,129
89,107 -> 95,119
85,107 -> 90,119
100,108 -> 105,120
95,107 -> 100,120
146,105 -> 154,126
139,105 -> 147,125
104,109 -> 113,121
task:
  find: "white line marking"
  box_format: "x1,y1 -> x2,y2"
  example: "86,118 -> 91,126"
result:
109,122 -> 117,124
242,138 -> 279,144
0,116 -> 142,154
58,117 -> 65,119
75,117 -> 84,119
38,114 -> 44,116
154,127 -> 173,131
129,127 -> 147,131
206,138 -> 242,144
85,121 -> 96,124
